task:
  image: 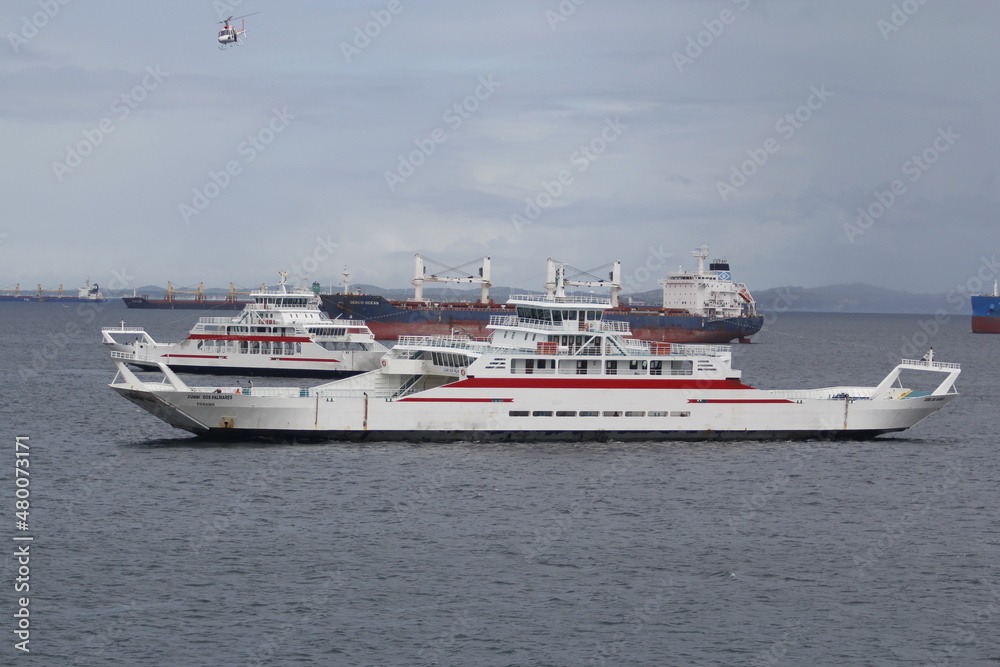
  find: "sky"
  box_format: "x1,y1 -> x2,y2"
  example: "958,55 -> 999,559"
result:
2,0 -> 998,298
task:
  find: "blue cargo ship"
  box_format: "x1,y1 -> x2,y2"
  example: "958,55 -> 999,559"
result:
972,281 -> 1000,333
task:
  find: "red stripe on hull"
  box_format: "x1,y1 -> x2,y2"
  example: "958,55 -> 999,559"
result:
161,354 -> 226,359
188,335 -> 311,342
971,316 -> 1000,333
369,321 -> 488,340
452,377 -> 751,389
398,398 -> 514,403
687,398 -> 793,404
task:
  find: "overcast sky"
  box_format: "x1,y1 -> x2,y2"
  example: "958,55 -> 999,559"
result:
2,0 -> 998,297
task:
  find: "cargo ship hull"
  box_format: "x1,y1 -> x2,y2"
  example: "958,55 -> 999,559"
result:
321,294 -> 762,343
0,295 -> 108,303
971,295 -> 1000,333
123,297 -> 248,310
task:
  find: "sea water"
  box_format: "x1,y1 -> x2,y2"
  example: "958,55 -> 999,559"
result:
2,303 -> 998,665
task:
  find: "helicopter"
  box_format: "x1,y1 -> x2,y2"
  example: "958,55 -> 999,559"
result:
217,12 -> 259,49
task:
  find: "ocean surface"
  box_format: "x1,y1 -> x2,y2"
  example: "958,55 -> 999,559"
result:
2,302 -> 998,666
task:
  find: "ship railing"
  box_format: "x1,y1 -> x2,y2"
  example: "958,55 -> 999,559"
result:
238,386 -> 396,399
102,325 -> 147,333
900,359 -> 962,370
194,317 -> 234,325
396,335 -> 492,352
110,350 -> 163,362
508,294 -> 612,305
620,341 -> 730,356
489,315 -> 630,333
769,386 -> 877,401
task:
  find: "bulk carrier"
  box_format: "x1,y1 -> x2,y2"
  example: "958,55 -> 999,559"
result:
0,280 -> 106,303
321,244 -> 763,344
972,280 -> 1000,333
122,282 -> 251,310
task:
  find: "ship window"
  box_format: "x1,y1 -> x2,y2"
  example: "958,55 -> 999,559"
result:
625,411 -> 645,417
670,411 -> 691,417
648,411 -> 669,417
605,360 -> 617,375
579,411 -> 599,417
552,310 -> 562,323
602,411 -> 622,417
509,410 -> 529,417
556,411 -> 576,417
670,360 -> 694,375
532,410 -> 553,417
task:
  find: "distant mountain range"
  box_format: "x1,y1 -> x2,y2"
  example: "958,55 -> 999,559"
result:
114,282 -> 970,314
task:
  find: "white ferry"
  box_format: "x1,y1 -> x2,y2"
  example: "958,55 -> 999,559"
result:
102,274 -> 387,378
109,289 -> 960,441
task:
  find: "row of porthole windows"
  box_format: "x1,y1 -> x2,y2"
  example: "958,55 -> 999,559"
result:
509,410 -> 691,418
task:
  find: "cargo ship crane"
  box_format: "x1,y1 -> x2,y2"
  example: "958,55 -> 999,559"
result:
411,254 -> 492,303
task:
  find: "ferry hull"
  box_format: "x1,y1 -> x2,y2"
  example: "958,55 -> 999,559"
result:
119,361 -> 368,379
111,382 -> 955,443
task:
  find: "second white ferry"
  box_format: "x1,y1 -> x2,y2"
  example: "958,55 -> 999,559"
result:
103,274 -> 387,378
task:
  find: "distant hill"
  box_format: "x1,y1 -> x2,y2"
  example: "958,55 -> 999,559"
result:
106,282 -> 969,314
750,283 -> 965,315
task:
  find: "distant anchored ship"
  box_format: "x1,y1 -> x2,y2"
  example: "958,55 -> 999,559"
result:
322,244 -> 763,344
0,280 -> 106,303
122,282 -> 251,310
972,280 -> 1000,333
